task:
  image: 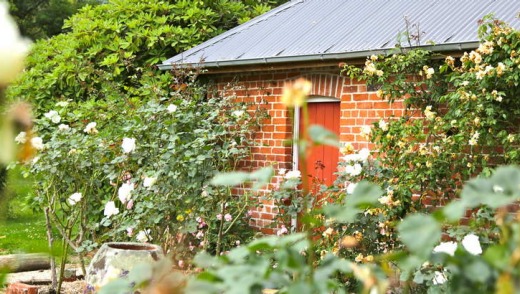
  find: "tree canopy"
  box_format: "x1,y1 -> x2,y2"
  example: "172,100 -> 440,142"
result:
7,0 -> 288,109
7,0 -> 98,40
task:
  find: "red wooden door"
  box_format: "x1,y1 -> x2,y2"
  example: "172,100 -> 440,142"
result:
300,102 -> 340,188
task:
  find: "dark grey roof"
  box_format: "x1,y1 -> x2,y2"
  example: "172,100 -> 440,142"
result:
160,0 -> 520,70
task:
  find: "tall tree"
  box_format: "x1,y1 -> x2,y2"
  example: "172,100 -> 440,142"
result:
7,0 -> 98,40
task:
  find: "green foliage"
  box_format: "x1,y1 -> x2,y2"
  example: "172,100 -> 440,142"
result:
323,181 -> 382,223
188,233 -> 358,294
211,166 -> 274,190
343,17 -> 520,214
330,17 -> 520,286
23,72 -> 267,250
6,0 -> 287,110
198,148 -> 520,293
397,214 -> 441,259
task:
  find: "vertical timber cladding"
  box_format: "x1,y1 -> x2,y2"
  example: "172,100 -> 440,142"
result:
211,68 -> 405,233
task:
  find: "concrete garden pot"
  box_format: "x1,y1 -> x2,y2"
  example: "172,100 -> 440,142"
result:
85,242 -> 163,293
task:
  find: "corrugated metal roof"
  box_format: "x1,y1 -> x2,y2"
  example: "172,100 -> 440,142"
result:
160,0 -> 520,69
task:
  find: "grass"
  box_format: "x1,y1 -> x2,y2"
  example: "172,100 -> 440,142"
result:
0,212 -> 48,255
0,168 -> 49,255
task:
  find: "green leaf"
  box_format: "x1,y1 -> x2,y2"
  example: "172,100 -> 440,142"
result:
483,244 -> 509,270
194,251 -> 220,268
461,178 -> 517,209
348,181 -> 383,207
211,167 -> 274,189
323,181 -> 382,223
98,279 -> 133,294
308,125 -> 340,147
185,278 -> 220,294
211,171 -> 250,186
464,260 -> 491,283
195,271 -> 223,283
398,214 -> 441,258
249,166 -> 274,190
413,271 -> 425,284
491,165 -> 520,199
442,200 -> 467,222
226,246 -> 250,263
313,255 -> 352,281
247,236 -> 279,251
288,282 -> 313,294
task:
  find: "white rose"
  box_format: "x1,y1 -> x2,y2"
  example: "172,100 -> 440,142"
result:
360,125 -> 371,138
121,137 -> 136,154
136,229 -> 151,243
378,119 -> 388,131
44,110 -> 61,124
67,192 -> 82,206
426,67 -> 435,79
433,241 -> 457,256
232,110 -> 244,118
378,195 -> 392,206
83,122 -> 97,134
462,234 -> 482,255
346,182 -> 357,194
358,148 -> 370,162
31,137 -> 44,150
345,164 -> 362,176
284,170 -> 301,180
55,101 -> 69,107
58,124 -> 70,131
143,177 -> 156,188
103,201 -> 119,217
432,271 -> 447,285
167,104 -> 177,113
342,153 -> 362,163
0,2 -> 31,86
14,131 -> 27,144
118,183 -> 134,203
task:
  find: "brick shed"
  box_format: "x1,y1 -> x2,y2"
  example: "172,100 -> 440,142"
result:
160,0 -> 520,233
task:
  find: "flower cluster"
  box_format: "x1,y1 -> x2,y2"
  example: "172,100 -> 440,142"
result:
363,58 -> 384,77
44,110 -> 61,124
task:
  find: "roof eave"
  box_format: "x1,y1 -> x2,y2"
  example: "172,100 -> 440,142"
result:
158,41 -> 479,71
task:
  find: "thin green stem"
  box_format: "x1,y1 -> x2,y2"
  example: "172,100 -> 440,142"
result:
297,102 -> 316,280
215,189 -> 229,256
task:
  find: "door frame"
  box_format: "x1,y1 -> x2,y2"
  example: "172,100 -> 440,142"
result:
290,96 -> 340,230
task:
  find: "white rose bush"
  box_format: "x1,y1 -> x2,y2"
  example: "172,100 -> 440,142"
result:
18,70 -> 267,283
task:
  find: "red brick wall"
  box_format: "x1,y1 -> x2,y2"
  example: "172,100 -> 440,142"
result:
209,66 -> 405,233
